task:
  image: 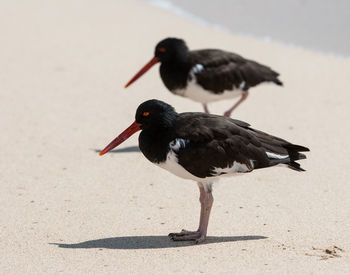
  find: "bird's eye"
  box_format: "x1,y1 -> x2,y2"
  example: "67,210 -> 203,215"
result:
142,111 -> 150,117
158,47 -> 166,52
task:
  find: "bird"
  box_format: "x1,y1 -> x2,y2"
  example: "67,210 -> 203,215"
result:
99,99 -> 309,243
125,38 -> 283,117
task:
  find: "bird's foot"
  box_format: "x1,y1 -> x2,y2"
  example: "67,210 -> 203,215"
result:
168,229 -> 206,243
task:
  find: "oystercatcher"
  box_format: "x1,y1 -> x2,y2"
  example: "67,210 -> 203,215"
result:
99,99 -> 309,243
125,38 -> 283,117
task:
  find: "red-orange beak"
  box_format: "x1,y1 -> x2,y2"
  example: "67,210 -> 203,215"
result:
99,121 -> 141,156
125,57 -> 160,88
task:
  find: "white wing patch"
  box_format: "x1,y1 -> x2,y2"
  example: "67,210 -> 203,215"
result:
169,138 -> 189,150
266,152 -> 289,159
191,64 -> 204,74
211,161 -> 253,176
238,81 -> 246,90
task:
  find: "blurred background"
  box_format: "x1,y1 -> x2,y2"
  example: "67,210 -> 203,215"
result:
148,0 -> 350,57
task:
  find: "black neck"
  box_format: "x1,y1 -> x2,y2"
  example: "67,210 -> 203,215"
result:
159,59 -> 192,91
139,126 -> 175,163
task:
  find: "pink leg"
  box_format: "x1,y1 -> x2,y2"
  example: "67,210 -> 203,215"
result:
168,184 -> 214,243
202,103 -> 210,114
223,91 -> 249,117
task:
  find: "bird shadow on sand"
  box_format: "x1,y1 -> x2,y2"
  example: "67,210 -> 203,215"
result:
94,146 -> 140,154
50,235 -> 267,250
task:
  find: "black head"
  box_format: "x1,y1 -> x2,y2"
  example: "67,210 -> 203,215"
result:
135,99 -> 177,130
154,38 -> 189,63
124,38 -> 189,88
99,99 -> 177,156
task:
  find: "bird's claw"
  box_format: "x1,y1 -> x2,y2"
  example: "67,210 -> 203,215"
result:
168,229 -> 206,243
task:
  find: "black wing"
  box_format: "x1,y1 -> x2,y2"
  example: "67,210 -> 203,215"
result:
173,113 -> 309,178
189,49 -> 282,93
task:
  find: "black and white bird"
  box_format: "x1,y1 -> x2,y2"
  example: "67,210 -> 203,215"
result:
99,99 -> 309,243
125,38 -> 283,117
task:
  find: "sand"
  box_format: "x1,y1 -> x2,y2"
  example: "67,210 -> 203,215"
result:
1,0 -> 350,274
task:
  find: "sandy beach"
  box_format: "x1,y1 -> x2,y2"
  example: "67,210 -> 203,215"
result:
1,0 -> 350,273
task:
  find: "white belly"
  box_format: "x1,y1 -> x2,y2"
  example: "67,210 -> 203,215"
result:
157,149 -> 212,183
173,72 -> 244,104
156,139 -> 253,184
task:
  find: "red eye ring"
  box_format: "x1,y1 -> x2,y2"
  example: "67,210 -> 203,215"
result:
158,47 -> 166,52
143,112 -> 150,117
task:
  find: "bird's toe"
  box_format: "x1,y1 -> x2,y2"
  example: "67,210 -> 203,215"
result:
168,230 -> 205,243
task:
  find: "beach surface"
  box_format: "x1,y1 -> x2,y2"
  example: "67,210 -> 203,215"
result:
1,0 -> 350,273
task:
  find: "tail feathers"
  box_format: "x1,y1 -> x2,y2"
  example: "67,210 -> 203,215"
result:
284,144 -> 310,152
245,60 -> 283,87
288,161 -> 306,172
267,144 -> 309,172
284,144 -> 310,162
270,158 -> 307,172
273,78 -> 283,86
285,144 -> 309,171
296,152 -> 307,160
259,64 -> 283,86
270,71 -> 283,86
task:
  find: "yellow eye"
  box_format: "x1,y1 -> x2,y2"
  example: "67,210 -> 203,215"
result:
142,111 -> 150,117
158,47 -> 166,52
